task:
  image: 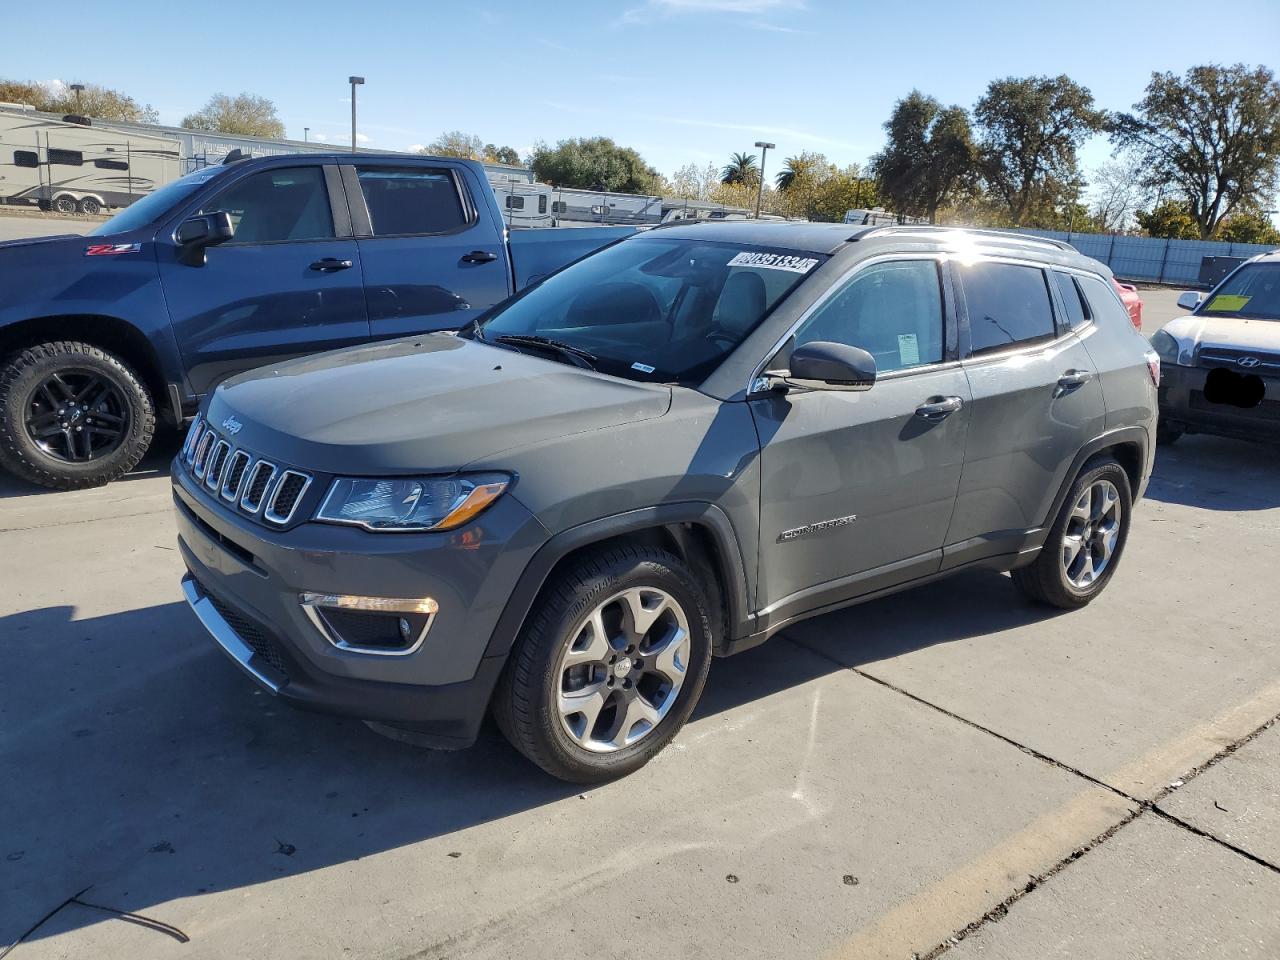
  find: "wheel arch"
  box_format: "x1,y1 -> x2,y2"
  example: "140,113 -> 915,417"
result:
0,315 -> 170,423
484,502 -> 754,661
1044,426 -> 1149,529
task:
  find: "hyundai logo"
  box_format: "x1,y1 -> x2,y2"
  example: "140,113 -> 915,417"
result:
1237,356 -> 1261,368
221,416 -> 243,435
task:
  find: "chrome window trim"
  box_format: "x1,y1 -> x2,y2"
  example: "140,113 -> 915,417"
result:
746,252 -> 953,395
263,470 -> 313,525
240,460 -> 278,514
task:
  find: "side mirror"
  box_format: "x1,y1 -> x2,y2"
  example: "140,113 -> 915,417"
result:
175,212 -> 234,265
1176,291 -> 1204,312
764,341 -> 877,393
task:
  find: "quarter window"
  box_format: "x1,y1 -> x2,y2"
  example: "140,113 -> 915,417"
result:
13,150 -> 38,168
1053,272 -> 1089,328
1076,275 -> 1136,330
792,259 -> 945,374
199,167 -> 334,243
356,166 -> 470,236
960,262 -> 1056,355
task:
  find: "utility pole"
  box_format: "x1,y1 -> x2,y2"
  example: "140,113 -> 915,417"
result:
304,127 -> 310,143
754,141 -> 775,219
348,76 -> 364,152
69,83 -> 84,114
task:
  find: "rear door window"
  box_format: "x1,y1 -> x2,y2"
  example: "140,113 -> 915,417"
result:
356,166 -> 471,236
960,261 -> 1056,355
200,167 -> 335,244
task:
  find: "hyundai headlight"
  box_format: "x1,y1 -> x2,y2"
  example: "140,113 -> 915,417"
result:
1149,329 -> 1187,366
316,474 -> 510,532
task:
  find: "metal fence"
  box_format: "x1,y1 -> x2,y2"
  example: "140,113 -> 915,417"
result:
999,229 -> 1277,286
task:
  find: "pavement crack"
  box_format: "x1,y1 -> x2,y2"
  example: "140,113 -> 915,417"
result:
0,887 -> 189,958
0,887 -> 91,960
0,505 -> 170,534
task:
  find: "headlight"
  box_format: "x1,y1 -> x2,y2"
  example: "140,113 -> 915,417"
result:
1149,329 -> 1186,366
316,474 -> 510,532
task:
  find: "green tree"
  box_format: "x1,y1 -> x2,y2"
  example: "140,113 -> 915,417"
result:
1219,211 -> 1280,245
1136,200 -> 1200,239
871,90 -> 975,224
720,151 -> 759,186
0,78 -> 157,123
974,75 -> 1105,224
774,154 -> 816,192
485,144 -> 522,166
181,93 -> 285,138
529,137 -> 662,194
424,131 -> 483,158
1109,64 -> 1280,240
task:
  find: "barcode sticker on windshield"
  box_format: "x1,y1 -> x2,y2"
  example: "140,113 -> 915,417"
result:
728,252 -> 820,274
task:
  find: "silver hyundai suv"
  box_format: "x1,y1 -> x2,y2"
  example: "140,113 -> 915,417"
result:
172,223 -> 1158,782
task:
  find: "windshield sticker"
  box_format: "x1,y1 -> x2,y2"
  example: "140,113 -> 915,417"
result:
727,251 -> 820,274
631,361 -> 656,374
897,334 -> 920,366
1204,294 -> 1251,312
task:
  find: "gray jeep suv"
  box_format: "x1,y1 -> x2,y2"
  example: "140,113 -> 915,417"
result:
172,223 -> 1158,782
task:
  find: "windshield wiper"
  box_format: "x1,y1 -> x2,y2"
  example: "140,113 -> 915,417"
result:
492,334 -> 598,370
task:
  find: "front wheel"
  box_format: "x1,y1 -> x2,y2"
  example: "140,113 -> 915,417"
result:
1012,458 -> 1132,609
0,341 -> 155,489
493,545 -> 714,782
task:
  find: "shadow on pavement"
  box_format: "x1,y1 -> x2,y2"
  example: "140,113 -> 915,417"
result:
0,430 -> 182,501
1143,434 -> 1280,511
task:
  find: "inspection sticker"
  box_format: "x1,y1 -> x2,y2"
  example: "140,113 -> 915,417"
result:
897,333 -> 920,365
728,251 -> 820,274
1204,295 -> 1251,312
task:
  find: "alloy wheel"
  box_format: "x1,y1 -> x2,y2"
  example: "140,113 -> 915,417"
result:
23,368 -> 131,463
555,587 -> 691,753
1061,479 -> 1122,589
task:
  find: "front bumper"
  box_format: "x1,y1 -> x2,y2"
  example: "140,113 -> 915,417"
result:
173,462 -> 548,747
1159,364 -> 1280,442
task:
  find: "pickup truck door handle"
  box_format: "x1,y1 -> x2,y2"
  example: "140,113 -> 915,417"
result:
1057,369 -> 1094,390
461,250 -> 499,264
309,258 -> 354,272
915,396 -> 964,420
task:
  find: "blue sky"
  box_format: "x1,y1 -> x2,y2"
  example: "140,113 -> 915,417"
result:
7,0 -> 1279,191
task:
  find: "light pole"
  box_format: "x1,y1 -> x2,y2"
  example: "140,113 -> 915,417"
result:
754,141 -> 775,219
69,83 -> 84,114
303,127 -> 310,143
348,76 -> 364,152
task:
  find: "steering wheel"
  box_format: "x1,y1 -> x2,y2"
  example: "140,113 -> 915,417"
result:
706,327 -> 738,350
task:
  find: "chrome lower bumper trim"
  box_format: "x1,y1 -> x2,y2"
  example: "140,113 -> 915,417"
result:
181,577 -> 282,694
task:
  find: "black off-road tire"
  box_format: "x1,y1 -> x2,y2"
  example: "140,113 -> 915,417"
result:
493,545 -> 714,783
0,341 -> 155,490
1011,458 -> 1133,610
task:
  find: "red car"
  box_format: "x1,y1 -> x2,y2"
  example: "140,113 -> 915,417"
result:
1113,279 -> 1143,330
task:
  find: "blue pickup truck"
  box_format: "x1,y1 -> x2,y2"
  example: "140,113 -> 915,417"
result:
0,153 -> 633,488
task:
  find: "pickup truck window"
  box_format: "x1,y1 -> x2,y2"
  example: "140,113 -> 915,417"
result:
793,259 -> 944,374
88,164 -> 224,236
475,237 -> 821,384
356,166 -> 470,236
200,167 -> 335,244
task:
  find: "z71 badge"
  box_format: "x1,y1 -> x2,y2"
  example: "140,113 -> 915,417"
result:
777,514 -> 857,543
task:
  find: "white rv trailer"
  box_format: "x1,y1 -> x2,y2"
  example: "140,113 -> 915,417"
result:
549,187 -> 663,226
0,109 -> 181,214
492,181 -> 554,228
660,198 -> 753,223
843,207 -> 926,226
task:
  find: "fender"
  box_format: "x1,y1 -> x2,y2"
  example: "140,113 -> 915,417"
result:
482,501 -> 754,660
1042,425 -> 1150,530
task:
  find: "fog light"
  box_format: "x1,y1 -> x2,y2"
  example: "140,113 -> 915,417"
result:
299,593 -> 438,656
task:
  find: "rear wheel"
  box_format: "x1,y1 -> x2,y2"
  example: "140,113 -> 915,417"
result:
1012,459 -> 1132,609
0,341 -> 155,489
77,196 -> 102,215
493,545 -> 713,782
52,195 -> 78,215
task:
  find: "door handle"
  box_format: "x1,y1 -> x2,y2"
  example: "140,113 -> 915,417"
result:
915,396 -> 964,420
309,258 -> 354,272
461,250 -> 498,264
1057,369 -> 1094,390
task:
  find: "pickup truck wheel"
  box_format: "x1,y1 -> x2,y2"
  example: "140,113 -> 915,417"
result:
0,341 -> 155,490
1011,459 -> 1132,610
494,545 -> 713,783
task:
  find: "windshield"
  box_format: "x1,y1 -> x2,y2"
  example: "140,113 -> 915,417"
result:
88,166 -> 224,236
473,236 -> 824,384
1201,263 -> 1280,320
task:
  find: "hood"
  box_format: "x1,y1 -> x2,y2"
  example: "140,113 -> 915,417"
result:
206,334 -> 673,475
1161,313 -> 1280,360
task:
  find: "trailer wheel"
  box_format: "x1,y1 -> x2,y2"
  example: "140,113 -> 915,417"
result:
52,196 -> 78,215
78,197 -> 103,215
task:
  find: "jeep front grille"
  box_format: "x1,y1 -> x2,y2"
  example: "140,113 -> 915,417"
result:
181,417 -> 314,527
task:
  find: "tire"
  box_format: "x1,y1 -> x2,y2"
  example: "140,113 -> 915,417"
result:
1012,458 -> 1133,610
52,196 -> 78,215
0,341 -> 155,490
493,544 -> 714,783
1156,421 -> 1183,446
78,197 -> 102,216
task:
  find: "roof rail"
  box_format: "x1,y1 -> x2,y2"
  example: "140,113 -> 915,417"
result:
850,224 -> 1074,251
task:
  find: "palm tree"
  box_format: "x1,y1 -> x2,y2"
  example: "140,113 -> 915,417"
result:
721,151 -> 759,185
775,155 -> 809,192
